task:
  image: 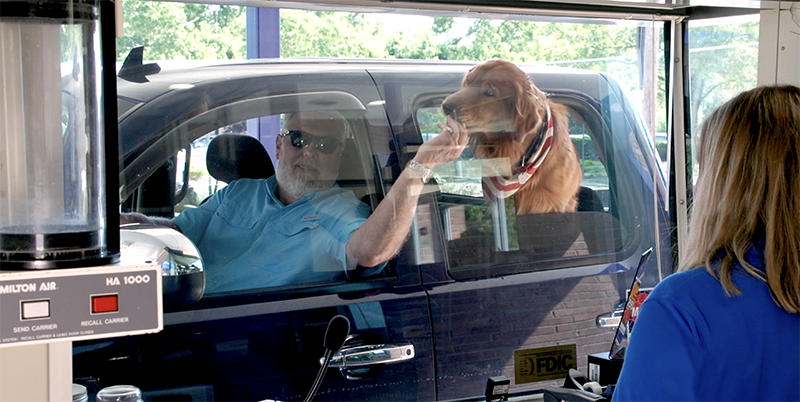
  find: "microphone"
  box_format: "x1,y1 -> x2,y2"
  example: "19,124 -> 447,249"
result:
323,315 -> 350,351
303,315 -> 350,402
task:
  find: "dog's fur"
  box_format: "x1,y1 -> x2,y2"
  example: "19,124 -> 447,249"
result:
442,59 -> 582,215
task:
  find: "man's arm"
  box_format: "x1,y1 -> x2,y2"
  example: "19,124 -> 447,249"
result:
346,116 -> 467,268
120,212 -> 181,231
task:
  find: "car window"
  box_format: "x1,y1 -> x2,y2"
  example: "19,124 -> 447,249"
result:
86,5 -> 682,401
174,121 -> 248,214
570,112 -> 611,210
413,89 -> 640,279
120,90 -> 392,298
417,105 -> 610,203
193,114 -> 382,295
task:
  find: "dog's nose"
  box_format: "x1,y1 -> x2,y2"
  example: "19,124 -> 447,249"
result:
442,100 -> 456,117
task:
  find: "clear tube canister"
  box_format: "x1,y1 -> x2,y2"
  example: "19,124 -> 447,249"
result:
0,0 -> 115,268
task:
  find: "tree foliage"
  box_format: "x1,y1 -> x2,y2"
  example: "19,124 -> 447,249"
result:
279,10 -> 385,58
115,1 -> 245,61
116,2 -> 758,136
687,20 -> 759,131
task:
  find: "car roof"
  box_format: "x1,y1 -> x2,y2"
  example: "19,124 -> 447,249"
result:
116,57 -> 619,173
116,58 -> 606,105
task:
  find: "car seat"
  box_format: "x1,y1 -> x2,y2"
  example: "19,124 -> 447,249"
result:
206,134 -> 274,183
577,186 -> 604,212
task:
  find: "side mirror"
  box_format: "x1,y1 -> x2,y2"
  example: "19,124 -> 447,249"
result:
119,224 -> 205,307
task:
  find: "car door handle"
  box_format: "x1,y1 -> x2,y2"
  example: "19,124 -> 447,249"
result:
322,342 -> 415,368
595,310 -> 622,328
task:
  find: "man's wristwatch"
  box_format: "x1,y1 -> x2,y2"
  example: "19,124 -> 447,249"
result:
407,160 -> 433,184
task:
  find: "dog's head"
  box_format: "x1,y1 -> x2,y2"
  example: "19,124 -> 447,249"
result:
442,59 -> 548,142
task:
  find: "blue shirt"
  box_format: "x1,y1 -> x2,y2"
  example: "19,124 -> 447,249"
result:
173,177 -> 375,293
613,242 -> 800,401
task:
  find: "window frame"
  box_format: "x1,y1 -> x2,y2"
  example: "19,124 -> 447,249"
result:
408,88 -> 646,281
119,89 -> 400,310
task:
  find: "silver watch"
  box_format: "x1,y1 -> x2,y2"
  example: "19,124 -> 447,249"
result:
407,160 -> 432,184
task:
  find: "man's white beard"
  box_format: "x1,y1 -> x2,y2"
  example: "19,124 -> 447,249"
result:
276,161 -> 337,200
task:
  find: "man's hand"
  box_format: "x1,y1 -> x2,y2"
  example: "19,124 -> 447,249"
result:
413,115 -> 468,168
345,115 -> 468,268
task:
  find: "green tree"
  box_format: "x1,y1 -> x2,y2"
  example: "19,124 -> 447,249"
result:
116,4 -> 756,141
279,10 -> 387,58
387,30 -> 442,60
687,21 -> 759,131
115,1 -> 245,61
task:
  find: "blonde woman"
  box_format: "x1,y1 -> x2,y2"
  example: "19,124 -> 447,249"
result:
613,85 -> 800,401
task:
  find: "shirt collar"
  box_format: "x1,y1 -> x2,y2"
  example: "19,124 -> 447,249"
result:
744,238 -> 766,272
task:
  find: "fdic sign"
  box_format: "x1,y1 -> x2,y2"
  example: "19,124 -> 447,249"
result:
514,344 -> 576,383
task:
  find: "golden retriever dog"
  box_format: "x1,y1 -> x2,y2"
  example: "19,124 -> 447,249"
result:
442,59 -> 582,214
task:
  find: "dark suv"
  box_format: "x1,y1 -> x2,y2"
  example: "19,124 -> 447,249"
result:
73,58 -> 673,401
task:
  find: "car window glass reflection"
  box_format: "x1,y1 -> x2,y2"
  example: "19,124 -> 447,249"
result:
417,101 -> 626,277
167,112 -> 377,293
175,122 -> 247,214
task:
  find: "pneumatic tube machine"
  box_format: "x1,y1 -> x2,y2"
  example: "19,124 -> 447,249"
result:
0,2 -> 162,400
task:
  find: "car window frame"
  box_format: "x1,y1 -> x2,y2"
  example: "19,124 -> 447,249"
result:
119,89 -> 405,311
407,88 -> 646,281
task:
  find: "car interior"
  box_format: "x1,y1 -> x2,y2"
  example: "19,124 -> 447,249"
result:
205,134 -> 274,184
117,77 -> 644,300
201,120 -> 382,212
182,92 -> 635,280
418,95 -> 633,278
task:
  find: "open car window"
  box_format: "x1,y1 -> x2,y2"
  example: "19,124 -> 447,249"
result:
175,121 -> 246,214
413,81 -> 646,279
416,104 -> 609,203
120,90 -> 394,301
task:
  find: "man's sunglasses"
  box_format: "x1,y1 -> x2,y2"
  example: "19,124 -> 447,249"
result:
280,130 -> 343,155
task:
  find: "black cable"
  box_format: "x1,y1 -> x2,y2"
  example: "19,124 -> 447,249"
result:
303,316 -> 349,402
304,349 -> 334,402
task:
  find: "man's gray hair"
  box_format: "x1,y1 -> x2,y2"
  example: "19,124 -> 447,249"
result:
282,111 -> 350,141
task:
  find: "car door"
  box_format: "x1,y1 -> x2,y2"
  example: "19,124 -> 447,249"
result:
73,68 -> 436,401
370,66 -> 673,400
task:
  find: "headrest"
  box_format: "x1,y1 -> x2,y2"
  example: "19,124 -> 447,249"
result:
576,186 -> 604,212
206,134 -> 274,183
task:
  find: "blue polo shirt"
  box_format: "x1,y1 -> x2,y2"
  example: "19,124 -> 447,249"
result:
173,177 -> 375,293
613,241 -> 800,401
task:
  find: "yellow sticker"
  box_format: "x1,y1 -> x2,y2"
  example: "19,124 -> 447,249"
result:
514,344 -> 577,384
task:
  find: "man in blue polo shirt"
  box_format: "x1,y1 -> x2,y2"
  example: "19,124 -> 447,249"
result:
122,110 -> 467,293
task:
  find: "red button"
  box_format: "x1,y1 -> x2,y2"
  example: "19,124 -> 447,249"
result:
91,295 -> 118,314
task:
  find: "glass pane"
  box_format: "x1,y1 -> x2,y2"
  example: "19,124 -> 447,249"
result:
569,109 -> 610,209
108,5 -> 675,400
688,15 -> 760,184
175,148 -> 187,197
433,81 -> 642,275
174,121 -> 249,214
168,110 -> 382,295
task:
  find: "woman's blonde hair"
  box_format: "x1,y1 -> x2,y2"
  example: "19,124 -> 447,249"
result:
680,85 -> 800,314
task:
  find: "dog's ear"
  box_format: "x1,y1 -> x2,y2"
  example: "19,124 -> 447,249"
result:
463,65 -> 478,86
514,76 -> 547,140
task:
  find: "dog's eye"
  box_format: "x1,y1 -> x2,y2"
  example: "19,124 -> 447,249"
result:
484,89 -> 495,97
